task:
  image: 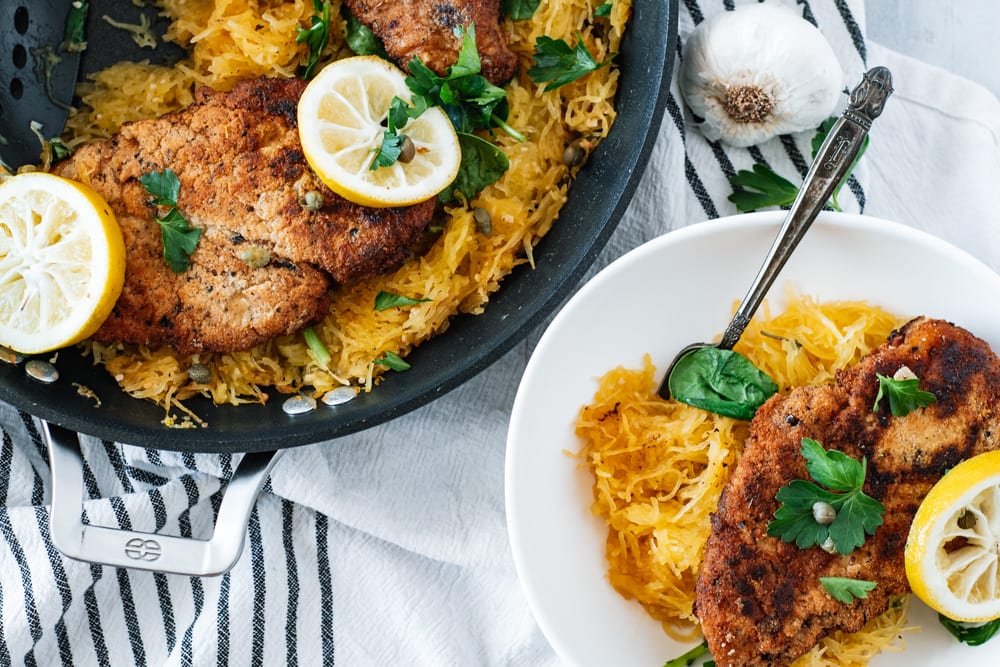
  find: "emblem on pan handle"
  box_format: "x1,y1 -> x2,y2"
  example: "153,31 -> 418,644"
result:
124,537 -> 162,562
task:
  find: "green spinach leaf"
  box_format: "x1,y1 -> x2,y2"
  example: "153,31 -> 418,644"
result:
439,132 -> 509,204
502,0 -> 541,20
667,347 -> 778,421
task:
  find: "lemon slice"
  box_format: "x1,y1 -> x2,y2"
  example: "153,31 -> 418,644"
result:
905,449 -> 1000,622
297,55 -> 461,208
0,172 -> 126,354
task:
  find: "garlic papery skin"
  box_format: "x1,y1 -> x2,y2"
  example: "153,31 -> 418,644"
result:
679,3 -> 843,148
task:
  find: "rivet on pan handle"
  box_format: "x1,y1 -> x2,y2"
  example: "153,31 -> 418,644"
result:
41,420 -> 284,576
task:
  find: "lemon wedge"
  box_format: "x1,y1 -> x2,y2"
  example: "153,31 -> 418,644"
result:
905,449 -> 1000,622
0,172 -> 126,354
297,55 -> 461,208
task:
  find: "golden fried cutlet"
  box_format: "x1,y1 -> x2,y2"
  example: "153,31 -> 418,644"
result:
55,77 -> 435,353
694,317 -> 1000,666
344,0 -> 519,84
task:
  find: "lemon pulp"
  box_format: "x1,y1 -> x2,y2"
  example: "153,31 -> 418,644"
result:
905,449 -> 1000,623
0,172 -> 126,354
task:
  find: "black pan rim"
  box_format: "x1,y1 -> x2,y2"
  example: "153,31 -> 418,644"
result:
0,0 -> 680,453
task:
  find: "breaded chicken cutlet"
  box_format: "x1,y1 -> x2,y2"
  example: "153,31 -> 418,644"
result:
55,77 -> 435,354
343,0 -> 519,84
694,317 -> 1000,666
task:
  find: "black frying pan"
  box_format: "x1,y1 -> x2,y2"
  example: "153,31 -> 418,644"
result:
0,0 -> 679,455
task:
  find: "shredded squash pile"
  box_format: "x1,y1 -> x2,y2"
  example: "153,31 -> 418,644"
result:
575,290 -> 915,665
64,0 -> 627,418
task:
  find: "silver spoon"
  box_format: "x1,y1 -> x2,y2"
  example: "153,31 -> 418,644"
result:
657,66 -> 894,400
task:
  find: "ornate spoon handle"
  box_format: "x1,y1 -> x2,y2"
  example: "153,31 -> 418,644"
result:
716,66 -> 894,350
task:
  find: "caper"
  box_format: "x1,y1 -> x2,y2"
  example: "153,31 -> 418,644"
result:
473,207 -> 492,236
562,137 -> 591,168
239,245 -> 271,268
398,136 -> 416,164
819,536 -> 838,554
187,363 -> 212,384
299,190 -> 324,211
812,501 -> 836,526
958,509 -> 978,530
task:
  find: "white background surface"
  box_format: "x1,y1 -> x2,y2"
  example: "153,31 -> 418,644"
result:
867,1 -> 999,96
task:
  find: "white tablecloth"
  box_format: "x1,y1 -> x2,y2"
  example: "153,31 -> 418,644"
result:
3,1 -> 999,665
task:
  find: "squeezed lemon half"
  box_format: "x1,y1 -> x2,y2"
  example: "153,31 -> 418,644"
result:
905,449 -> 1000,622
297,55 -> 461,208
0,172 -> 126,354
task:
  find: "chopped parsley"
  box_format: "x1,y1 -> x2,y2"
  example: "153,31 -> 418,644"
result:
502,0 -> 541,20
371,97 -> 419,170
528,34 -> 615,92
296,0 -> 332,79
405,25 -> 523,141
767,438 -> 885,555
139,169 -> 201,273
595,2 -> 614,17
374,291 -> 431,311
873,371 -> 936,416
374,351 -> 411,371
728,117 -> 870,213
819,576 -> 877,604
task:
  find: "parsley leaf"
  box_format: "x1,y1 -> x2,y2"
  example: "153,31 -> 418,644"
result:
296,0 -> 331,80
405,25 -> 522,141
728,164 -> 800,212
728,116 -> 871,213
528,34 -> 615,92
766,438 -> 886,555
374,291 -> 431,311
939,615 -> 1000,646
140,168 -> 180,206
374,351 -> 411,371
502,0 -> 540,20
819,576 -> 877,604
343,6 -> 388,58
873,372 -> 937,416
595,2 -> 614,17
371,97 -> 420,170
139,169 -> 201,273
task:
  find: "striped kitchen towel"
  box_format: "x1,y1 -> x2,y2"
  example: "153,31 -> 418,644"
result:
3,1 -> 1000,665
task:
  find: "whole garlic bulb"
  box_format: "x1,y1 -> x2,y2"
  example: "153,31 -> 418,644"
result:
679,3 -> 843,148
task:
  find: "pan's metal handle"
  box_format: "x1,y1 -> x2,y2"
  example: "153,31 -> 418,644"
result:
41,420 -> 284,576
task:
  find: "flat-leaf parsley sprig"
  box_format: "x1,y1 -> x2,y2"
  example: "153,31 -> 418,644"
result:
528,33 -> 615,92
873,369 -> 936,416
767,438 -> 885,555
728,116 -> 870,213
819,576 -> 877,604
139,169 -> 201,273
296,0 -> 332,80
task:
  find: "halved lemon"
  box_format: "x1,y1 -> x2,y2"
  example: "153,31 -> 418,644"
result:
0,172 -> 126,354
905,449 -> 1000,622
297,55 -> 461,208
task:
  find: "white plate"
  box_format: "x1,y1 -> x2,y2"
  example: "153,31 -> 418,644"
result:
505,211 -> 1000,667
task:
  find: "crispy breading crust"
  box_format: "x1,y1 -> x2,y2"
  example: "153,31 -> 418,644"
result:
55,77 -> 435,353
344,0 -> 519,84
694,318 -> 1000,666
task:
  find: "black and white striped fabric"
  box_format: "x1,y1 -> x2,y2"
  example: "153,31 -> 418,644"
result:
4,1 -> 999,665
